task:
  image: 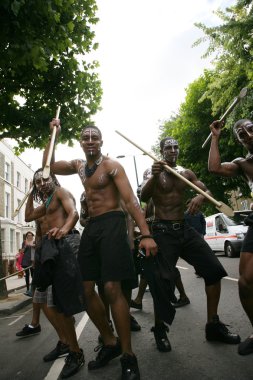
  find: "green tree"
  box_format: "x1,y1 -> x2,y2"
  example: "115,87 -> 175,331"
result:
194,0 -> 253,119
0,0 -> 102,151
159,71 -> 249,214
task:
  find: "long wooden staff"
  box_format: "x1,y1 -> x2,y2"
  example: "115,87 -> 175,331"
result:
12,186 -> 33,218
42,106 -> 61,179
202,87 -> 247,148
115,130 -> 234,217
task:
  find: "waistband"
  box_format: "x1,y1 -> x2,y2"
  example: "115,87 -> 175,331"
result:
152,219 -> 184,231
89,210 -> 125,223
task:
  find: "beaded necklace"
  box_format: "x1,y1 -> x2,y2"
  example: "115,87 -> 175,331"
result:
85,155 -> 103,177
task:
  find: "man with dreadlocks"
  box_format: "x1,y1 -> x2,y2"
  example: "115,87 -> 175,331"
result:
141,136 -> 240,350
209,119 -> 253,356
25,168 -> 85,379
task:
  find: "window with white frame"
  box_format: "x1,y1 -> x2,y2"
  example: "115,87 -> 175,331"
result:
5,162 -> 10,182
5,192 -> 10,218
10,229 -> 14,254
1,229 -> 5,255
17,171 -> 21,188
17,199 -> 22,223
25,178 -> 28,193
16,232 -> 21,251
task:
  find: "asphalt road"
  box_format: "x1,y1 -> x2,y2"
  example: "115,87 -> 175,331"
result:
1,255 -> 253,380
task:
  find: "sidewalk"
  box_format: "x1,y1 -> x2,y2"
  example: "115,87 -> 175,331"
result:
0,275 -> 33,316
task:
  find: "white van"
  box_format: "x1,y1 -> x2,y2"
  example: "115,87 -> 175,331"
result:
204,213 -> 248,258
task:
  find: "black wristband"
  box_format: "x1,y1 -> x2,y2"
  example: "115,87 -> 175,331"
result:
139,234 -> 153,240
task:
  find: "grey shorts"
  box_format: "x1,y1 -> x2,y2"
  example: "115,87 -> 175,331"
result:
33,285 -> 54,307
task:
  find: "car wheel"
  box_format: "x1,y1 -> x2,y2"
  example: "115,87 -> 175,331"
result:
224,242 -> 236,258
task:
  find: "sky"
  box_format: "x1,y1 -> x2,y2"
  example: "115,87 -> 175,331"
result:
18,0 -> 234,204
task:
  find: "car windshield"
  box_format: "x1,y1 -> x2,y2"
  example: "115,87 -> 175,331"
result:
222,215 -> 238,226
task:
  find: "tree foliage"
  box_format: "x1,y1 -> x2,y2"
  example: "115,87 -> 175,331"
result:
0,0 -> 102,151
159,71 -> 250,215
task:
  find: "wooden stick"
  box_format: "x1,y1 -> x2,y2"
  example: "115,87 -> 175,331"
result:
42,106 -> 61,179
202,87 -> 247,148
115,130 -> 234,217
12,186 -> 33,218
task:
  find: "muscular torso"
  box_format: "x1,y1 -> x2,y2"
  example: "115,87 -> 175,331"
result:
41,189 -> 69,233
75,157 -> 122,217
233,157 -> 253,192
152,170 -> 189,220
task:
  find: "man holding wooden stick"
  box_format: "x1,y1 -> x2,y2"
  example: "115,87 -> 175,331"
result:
42,119 -> 157,380
141,136 -> 240,347
209,119 -> 253,355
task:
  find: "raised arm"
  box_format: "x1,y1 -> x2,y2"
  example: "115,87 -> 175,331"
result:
25,191 -> 46,222
141,161 -> 164,202
42,119 -> 78,176
208,120 -> 240,177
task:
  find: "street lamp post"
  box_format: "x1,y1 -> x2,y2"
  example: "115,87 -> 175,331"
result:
117,155 -> 140,188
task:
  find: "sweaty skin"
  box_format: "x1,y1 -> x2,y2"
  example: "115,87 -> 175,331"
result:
141,139 -> 211,219
42,121 -> 157,256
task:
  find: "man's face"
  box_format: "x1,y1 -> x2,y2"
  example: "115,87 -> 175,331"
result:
80,128 -> 103,157
235,121 -> 253,149
161,138 -> 179,164
34,171 -> 55,195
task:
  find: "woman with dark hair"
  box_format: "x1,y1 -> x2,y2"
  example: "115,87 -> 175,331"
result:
22,231 -> 35,296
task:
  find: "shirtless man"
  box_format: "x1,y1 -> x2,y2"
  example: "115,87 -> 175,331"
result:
42,120 -> 157,380
209,119 -> 253,355
141,136 -> 240,348
25,169 -> 84,379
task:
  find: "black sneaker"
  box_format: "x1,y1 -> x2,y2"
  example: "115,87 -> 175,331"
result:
16,324 -> 41,338
151,324 -> 171,352
120,353 -> 140,380
88,338 -> 122,370
238,337 -> 253,355
43,341 -> 70,362
60,349 -> 85,379
205,315 -> 241,344
172,297 -> 190,308
130,315 -> 141,332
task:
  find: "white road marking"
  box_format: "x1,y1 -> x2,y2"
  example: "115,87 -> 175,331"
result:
177,265 -> 238,282
44,312 -> 89,380
7,307 -> 33,326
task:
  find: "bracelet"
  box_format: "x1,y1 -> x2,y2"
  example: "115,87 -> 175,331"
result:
139,234 -> 153,240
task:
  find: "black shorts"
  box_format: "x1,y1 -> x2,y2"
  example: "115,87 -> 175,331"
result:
151,220 -> 227,286
78,211 -> 136,283
241,225 -> 253,253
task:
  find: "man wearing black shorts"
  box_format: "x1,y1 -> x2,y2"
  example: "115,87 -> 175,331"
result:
43,119 -> 157,380
209,118 -> 253,355
141,136 -> 240,348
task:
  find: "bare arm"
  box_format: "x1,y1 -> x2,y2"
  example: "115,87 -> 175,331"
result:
25,192 -> 46,222
141,161 -> 163,202
112,163 -> 157,256
42,119 -> 77,175
208,120 -> 240,177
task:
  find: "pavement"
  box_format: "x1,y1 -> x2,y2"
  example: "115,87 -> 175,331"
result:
0,275 -> 33,315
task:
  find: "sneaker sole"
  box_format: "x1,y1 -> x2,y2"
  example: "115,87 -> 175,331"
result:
43,352 -> 70,362
60,361 -> 84,379
16,332 -> 41,338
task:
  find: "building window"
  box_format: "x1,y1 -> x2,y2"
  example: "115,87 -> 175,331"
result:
17,171 -> 21,188
16,232 -> 21,251
5,162 -> 10,182
5,192 -> 10,218
10,229 -> 14,254
25,178 -> 28,193
1,228 -> 5,255
17,199 -> 22,223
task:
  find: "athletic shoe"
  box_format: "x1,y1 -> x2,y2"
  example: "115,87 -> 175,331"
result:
172,297 -> 190,308
120,353 -> 140,380
60,349 -> 85,378
151,323 -> 171,352
88,338 -> 122,370
238,337 -> 253,355
205,315 -> 241,344
130,300 -> 142,310
43,341 -> 70,362
130,315 -> 141,331
16,324 -> 41,337
24,290 -> 33,297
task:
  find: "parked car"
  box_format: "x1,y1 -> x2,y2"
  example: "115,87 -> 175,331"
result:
204,212 -> 248,258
